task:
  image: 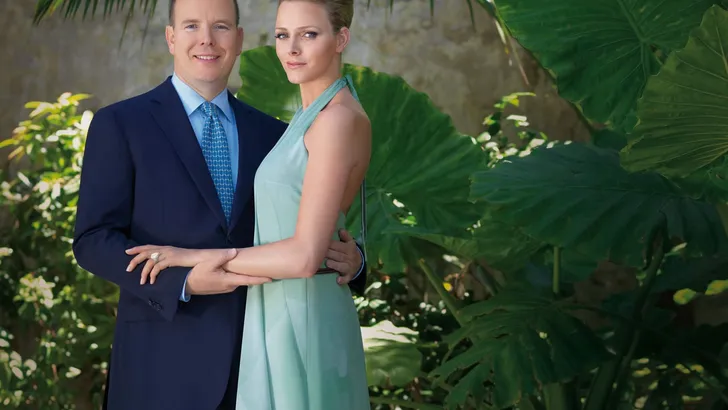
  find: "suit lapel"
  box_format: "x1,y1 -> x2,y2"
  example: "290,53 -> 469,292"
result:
150,78 -> 228,230
228,94 -> 259,232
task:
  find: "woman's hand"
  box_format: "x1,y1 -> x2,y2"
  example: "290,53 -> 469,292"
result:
125,245 -> 218,285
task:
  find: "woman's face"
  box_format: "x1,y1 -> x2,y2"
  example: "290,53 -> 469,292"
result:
274,1 -> 348,84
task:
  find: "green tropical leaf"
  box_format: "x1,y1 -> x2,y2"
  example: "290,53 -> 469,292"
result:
390,210 -> 544,272
542,248 -> 599,283
32,0 -> 480,23
592,129 -> 627,151
360,320 -> 422,387
652,254 -> 728,294
495,0 -> 719,131
666,165 -> 728,204
237,45 -> 486,272
470,142 -> 728,267
720,342 -> 728,369
34,0 -> 129,22
236,47 -> 301,121
431,285 -> 610,409
621,6 -> 728,178
601,254 -> 728,324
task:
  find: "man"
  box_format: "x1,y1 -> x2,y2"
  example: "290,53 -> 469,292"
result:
72,0 -> 367,408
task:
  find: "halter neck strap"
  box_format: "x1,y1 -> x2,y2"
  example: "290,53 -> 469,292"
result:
294,75 -> 368,258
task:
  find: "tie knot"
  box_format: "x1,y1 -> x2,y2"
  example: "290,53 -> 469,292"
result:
201,101 -> 217,117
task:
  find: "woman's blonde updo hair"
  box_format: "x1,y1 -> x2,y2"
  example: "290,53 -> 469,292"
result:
280,0 -> 354,32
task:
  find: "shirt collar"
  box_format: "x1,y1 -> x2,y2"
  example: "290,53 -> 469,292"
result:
171,72 -> 233,122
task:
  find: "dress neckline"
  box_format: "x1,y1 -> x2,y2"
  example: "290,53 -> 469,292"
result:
295,75 -> 355,117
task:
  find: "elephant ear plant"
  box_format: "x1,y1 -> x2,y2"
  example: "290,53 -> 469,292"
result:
236,45 -> 489,275
416,2 -> 728,409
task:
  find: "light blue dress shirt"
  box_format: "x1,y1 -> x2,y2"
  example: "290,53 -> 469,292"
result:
170,73 -> 362,302
172,73 -> 239,187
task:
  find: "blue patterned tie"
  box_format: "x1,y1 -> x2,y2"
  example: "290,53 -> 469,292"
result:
200,101 -> 234,223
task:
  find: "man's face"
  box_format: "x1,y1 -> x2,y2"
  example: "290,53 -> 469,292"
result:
165,0 -> 243,95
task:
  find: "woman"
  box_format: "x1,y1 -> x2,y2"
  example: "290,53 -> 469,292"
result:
125,0 -> 371,408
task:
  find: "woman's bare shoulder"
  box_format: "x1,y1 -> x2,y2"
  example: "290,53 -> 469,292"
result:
308,100 -> 371,143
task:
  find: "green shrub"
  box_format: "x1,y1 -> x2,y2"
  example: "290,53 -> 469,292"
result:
0,93 -> 115,410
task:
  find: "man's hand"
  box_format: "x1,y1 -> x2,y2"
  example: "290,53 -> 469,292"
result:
186,249 -> 272,295
325,229 -> 362,285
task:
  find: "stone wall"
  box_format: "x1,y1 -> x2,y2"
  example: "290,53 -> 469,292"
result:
0,0 -> 588,146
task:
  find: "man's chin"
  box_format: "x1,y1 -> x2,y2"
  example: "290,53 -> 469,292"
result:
191,66 -> 232,81
189,74 -> 228,88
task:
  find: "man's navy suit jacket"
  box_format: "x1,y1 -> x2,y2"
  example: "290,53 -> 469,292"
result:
73,77 -> 367,410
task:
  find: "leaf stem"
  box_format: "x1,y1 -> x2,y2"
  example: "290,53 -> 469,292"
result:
543,381 -> 579,410
583,225 -> 666,410
552,246 -> 560,295
419,260 -> 464,326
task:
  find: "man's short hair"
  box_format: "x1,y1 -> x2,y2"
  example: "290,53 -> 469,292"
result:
168,0 -> 240,26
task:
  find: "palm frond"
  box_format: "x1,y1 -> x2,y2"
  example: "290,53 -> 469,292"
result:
33,0 -> 158,24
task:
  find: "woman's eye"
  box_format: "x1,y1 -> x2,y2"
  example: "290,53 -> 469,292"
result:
303,32 -> 318,38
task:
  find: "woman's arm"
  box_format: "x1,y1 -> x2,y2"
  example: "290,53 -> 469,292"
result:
124,104 -> 371,282
222,104 -> 370,279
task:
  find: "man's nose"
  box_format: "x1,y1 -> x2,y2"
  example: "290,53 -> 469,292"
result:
199,26 -> 215,46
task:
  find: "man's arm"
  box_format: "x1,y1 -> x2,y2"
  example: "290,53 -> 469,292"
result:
72,107 -> 187,321
324,230 -> 367,292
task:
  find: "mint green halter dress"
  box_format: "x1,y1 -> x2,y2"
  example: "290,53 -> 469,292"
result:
234,76 -> 370,410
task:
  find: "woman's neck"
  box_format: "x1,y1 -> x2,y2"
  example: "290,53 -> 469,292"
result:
299,70 -> 343,109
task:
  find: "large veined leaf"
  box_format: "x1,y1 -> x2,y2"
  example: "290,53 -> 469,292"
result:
602,254 -> 728,322
236,46 -> 301,121
392,223 -> 601,284
388,211 -> 545,273
652,254 -> 728,294
360,320 -> 422,387
236,46 -> 486,272
621,6 -> 728,177
430,286 -> 610,409
721,342 -> 728,370
496,0 -> 718,131
470,142 -> 728,267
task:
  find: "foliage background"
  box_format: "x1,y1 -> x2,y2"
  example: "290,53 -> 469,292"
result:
3,0 -> 728,409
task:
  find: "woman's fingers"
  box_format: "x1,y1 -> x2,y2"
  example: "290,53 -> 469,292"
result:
149,259 -> 170,285
140,258 -> 157,285
125,245 -> 157,255
127,251 -> 152,272
126,246 -> 176,284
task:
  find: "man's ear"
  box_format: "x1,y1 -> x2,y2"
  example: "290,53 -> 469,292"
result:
165,25 -> 175,54
236,26 -> 244,56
